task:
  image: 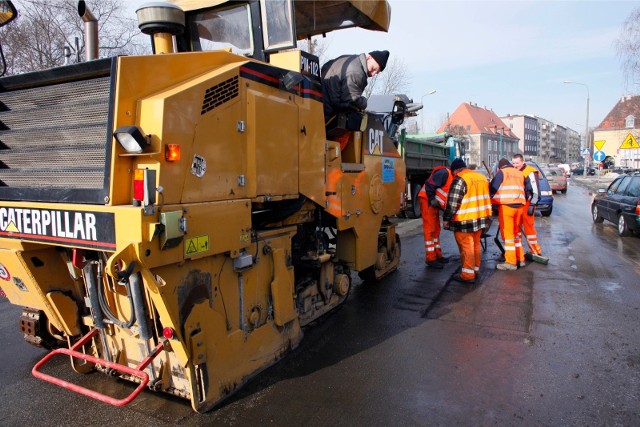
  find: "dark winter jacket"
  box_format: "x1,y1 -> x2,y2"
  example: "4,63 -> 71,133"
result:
321,53 -> 368,120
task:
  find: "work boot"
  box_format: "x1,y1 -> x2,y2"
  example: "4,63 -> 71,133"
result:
436,256 -> 450,264
496,263 -> 517,271
518,260 -> 528,268
426,260 -> 443,270
451,273 -> 476,284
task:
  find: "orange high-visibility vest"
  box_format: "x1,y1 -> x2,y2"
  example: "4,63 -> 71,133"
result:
491,167 -> 526,205
452,169 -> 492,222
417,166 -> 453,210
428,166 -> 453,209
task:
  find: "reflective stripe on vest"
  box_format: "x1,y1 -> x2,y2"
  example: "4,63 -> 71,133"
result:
452,170 -> 492,222
491,168 -> 526,205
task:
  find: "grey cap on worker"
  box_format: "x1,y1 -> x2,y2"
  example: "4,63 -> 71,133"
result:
450,158 -> 466,171
369,50 -> 390,71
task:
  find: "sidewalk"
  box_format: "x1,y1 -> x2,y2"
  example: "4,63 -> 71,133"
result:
570,173 -> 616,193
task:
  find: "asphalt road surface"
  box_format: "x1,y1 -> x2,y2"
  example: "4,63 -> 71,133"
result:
1,177 -> 639,426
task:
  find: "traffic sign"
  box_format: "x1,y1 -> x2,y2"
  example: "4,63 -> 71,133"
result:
593,150 -> 605,162
620,133 -> 640,149
581,147 -> 590,156
594,140 -> 605,151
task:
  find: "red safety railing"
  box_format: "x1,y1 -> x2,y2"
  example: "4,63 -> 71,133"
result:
32,328 -> 164,407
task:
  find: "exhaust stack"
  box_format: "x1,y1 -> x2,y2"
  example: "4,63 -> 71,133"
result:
78,1 -> 98,61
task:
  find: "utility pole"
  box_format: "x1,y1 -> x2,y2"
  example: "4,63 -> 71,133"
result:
564,81 -> 590,176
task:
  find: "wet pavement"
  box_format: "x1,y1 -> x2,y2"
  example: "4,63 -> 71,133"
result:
1,178 -> 639,426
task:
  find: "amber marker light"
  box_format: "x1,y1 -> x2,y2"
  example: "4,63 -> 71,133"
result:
165,144 -> 180,162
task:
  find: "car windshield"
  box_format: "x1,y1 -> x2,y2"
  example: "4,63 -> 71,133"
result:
543,168 -> 563,177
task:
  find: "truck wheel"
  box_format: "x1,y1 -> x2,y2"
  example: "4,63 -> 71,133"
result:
409,184 -> 422,218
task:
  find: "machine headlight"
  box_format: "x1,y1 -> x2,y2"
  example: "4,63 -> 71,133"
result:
114,126 -> 149,153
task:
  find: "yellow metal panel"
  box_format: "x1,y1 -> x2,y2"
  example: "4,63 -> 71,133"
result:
0,247 -> 81,334
179,199 -> 252,260
111,53 -> 250,206
45,291 -> 81,336
270,247 -> 296,326
246,85 -> 299,197
297,85 -> 326,205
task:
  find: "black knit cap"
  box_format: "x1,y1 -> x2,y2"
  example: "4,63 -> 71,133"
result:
498,158 -> 512,169
450,158 -> 466,171
369,50 -> 390,71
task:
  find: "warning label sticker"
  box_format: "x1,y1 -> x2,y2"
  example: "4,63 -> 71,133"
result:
185,235 -> 210,257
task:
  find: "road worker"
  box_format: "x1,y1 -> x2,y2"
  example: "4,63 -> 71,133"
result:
321,50 -> 390,131
442,158 -> 492,283
511,154 -> 544,259
490,158 -> 526,270
417,165 -> 453,269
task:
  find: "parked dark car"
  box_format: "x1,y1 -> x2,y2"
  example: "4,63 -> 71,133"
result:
491,160 -> 554,216
531,162 -> 554,216
591,173 -> 640,236
571,166 -> 596,176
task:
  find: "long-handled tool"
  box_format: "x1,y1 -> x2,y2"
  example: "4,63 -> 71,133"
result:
525,251 -> 549,264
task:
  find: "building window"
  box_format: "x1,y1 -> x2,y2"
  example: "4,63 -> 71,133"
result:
625,115 -> 635,129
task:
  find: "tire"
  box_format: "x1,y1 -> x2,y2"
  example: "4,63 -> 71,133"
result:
618,213 -> 630,237
541,206 -> 552,217
561,188 -> 567,194
591,203 -> 604,223
408,183 -> 422,218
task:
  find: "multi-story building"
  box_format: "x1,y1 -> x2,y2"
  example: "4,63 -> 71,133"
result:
501,114 -> 580,164
566,128 -> 581,165
438,102 -> 518,168
500,114 -> 539,161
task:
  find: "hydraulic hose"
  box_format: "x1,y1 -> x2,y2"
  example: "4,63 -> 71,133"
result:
96,259 -> 136,329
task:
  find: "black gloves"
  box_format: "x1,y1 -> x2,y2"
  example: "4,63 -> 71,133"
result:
527,205 -> 535,216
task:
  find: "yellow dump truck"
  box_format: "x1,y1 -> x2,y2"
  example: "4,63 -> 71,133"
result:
0,0 -> 404,412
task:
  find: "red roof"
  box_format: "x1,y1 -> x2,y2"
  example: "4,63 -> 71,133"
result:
437,102 -> 518,138
597,95 -> 640,130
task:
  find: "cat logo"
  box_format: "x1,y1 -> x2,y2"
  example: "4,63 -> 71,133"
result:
368,128 -> 384,155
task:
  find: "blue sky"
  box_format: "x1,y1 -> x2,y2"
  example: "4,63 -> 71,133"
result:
127,0 -> 638,136
317,0 -> 639,134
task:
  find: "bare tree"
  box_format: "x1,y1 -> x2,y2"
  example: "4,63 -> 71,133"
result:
0,0 -> 147,75
364,57 -> 411,98
616,6 -> 640,90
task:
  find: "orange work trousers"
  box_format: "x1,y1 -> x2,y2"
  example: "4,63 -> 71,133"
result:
498,205 -> 524,266
454,229 -> 483,281
419,198 -> 442,262
521,201 -> 542,255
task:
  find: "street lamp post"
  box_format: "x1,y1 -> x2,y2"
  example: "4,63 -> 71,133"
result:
564,80 -> 589,176
420,90 -> 437,133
